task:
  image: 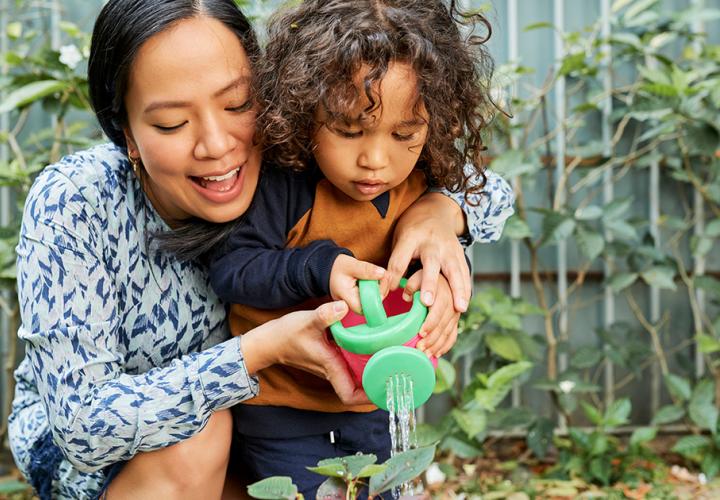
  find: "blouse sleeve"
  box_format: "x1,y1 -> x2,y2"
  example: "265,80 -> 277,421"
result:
15,170 -> 258,473
434,167 -> 515,245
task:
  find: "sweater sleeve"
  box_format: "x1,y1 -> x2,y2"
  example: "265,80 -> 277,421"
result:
433,167 -> 515,246
208,168 -> 351,308
16,171 -> 259,472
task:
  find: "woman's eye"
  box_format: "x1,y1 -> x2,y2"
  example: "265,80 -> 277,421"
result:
227,100 -> 253,113
153,122 -> 187,132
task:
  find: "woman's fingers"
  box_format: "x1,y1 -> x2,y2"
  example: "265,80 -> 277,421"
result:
441,251 -> 471,312
381,238 -> 414,297
418,259 -> 440,307
314,300 -> 349,328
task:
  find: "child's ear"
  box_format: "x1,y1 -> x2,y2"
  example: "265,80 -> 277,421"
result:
123,127 -> 139,157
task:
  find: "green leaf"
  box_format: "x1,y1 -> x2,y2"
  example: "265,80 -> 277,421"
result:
581,401 -> 603,426
576,226 -> 605,261
0,80 -> 70,113
6,22 -> 22,40
689,380 -> 719,433
369,446 -> 436,496
630,427 -> 657,447
698,334 -> 720,354
315,477 -> 345,500
485,332 -> 524,361
672,435 -> 711,457
527,417 -> 555,459
574,205 -> 603,221
602,198 -> 633,221
490,150 -> 539,179
701,453 -> 720,480
524,21 -> 553,31
452,408 -> 487,438
0,480 -> 30,495
603,398 -> 631,427
503,215 -> 533,240
486,361 -> 533,390
706,219 -> 720,238
357,464 -> 388,478
691,236 -> 714,258
608,272 -> 638,293
665,374 -> 692,401
441,435 -> 483,458
247,477 -> 298,500
641,266 -> 677,291
433,358 -> 456,394
651,405 -> 685,425
541,212 -> 576,244
590,457 -> 611,485
571,346 -> 603,369
306,462 -> 347,479
308,454 -> 378,479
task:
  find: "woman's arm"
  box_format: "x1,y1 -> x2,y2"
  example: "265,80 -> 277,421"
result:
16,171 -> 362,473
383,168 -> 515,310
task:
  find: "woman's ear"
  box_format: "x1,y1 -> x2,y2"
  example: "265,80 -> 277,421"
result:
123,127 -> 139,157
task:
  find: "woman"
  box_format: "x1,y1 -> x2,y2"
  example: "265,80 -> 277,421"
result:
7,0 -> 514,499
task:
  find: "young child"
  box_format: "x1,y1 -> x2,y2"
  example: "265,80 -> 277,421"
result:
208,0 -> 510,494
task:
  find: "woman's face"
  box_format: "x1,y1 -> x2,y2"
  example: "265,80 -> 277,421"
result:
123,16 -> 261,224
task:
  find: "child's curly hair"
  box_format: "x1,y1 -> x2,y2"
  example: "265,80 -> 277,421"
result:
256,0 -> 496,200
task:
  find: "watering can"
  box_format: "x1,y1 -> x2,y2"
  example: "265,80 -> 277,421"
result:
329,279 -> 437,411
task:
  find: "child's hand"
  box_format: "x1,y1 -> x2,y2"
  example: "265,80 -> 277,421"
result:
403,270 -> 460,357
329,255 -> 385,314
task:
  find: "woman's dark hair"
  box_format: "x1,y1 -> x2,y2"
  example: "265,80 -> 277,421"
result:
89,0 -> 260,149
257,0 -> 495,201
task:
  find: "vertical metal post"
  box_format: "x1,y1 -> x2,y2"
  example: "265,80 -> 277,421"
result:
553,0 -> 568,431
600,0 -> 615,406
507,0 -> 522,408
645,50 -> 661,412
691,0 -> 706,379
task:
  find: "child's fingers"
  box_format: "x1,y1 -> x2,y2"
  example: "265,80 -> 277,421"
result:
383,239 -> 414,297
340,288 -> 363,315
434,319 -> 459,357
402,271 -> 422,302
347,258 -> 385,281
416,298 -> 455,352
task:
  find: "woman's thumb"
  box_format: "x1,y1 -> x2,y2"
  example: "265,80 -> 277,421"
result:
315,300 -> 349,328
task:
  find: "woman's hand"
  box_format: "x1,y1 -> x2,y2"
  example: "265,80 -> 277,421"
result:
241,300 -> 369,406
382,192 -> 471,313
329,254 -> 386,314
404,271 -> 460,357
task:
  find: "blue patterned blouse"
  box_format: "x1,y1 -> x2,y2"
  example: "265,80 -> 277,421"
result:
8,143 -> 514,498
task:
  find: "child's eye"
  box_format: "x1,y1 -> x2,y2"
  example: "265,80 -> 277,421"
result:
226,100 -> 253,113
393,131 -> 417,142
153,122 -> 187,132
333,127 -> 363,139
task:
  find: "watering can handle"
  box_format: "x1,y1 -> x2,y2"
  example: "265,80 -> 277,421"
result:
358,280 -> 387,327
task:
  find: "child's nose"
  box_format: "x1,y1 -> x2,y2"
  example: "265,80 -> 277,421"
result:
357,140 -> 389,170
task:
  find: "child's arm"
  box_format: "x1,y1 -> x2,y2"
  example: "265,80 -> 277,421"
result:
208,168 -> 383,309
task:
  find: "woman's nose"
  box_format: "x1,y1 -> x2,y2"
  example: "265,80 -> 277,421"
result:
194,115 -> 238,159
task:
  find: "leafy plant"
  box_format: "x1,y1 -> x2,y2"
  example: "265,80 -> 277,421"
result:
247,445 -> 436,499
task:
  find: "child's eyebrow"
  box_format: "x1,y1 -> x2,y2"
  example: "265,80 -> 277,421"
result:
395,118 -> 427,127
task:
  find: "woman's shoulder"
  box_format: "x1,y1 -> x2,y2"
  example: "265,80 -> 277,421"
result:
25,143 -> 132,220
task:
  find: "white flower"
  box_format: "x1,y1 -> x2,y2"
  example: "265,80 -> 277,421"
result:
699,473 -> 707,485
425,462 -> 446,485
558,380 -> 576,394
59,44 -> 83,69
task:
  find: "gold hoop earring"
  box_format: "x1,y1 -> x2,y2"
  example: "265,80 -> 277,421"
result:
129,156 -> 141,176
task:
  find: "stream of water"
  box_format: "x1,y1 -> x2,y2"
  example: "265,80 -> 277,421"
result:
386,373 -> 420,498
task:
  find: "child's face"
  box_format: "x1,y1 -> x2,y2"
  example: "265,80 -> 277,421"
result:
312,62 -> 429,201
